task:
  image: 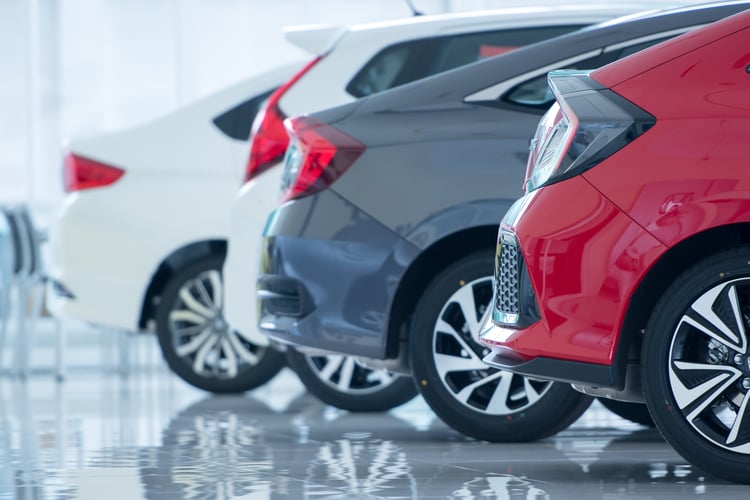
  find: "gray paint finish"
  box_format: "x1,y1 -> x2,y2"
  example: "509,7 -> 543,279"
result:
330,104 -> 535,244
260,190 -> 421,359
259,1 -> 750,360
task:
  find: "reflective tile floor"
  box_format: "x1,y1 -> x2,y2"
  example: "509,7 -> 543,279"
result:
1,334 -> 750,499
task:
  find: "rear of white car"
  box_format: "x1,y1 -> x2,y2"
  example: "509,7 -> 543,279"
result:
47,65 -> 300,394
222,4 -> 650,405
47,65 -> 298,332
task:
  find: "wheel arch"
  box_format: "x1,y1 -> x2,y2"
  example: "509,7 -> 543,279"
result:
384,225 -> 498,358
616,223 -> 750,378
138,239 -> 227,329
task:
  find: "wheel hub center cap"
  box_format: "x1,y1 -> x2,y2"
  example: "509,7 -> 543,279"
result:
212,318 -> 228,332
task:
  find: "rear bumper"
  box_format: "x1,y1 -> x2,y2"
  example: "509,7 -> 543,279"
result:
46,173 -> 239,331
222,166 -> 285,346
478,177 -> 666,389
46,193 -> 156,331
257,189 -> 419,359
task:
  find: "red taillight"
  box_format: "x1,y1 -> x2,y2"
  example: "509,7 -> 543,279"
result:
244,56 -> 323,183
280,116 -> 365,203
63,153 -> 125,193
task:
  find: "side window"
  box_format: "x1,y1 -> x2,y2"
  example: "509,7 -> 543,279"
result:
504,52 -> 617,108
615,36 -> 674,58
212,88 -> 275,141
345,25 -> 585,99
346,40 -> 433,98
503,35 -> 676,109
428,26 -> 584,75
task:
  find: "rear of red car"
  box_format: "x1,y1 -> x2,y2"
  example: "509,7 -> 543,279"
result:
479,10 -> 750,483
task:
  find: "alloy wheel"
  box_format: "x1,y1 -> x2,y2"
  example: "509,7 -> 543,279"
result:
432,276 -> 552,414
168,269 -> 267,380
304,355 -> 399,395
667,277 -> 750,454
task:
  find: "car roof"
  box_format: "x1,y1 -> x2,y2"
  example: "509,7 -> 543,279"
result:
593,6 -> 750,87
285,4 -> 662,56
334,1 -> 750,120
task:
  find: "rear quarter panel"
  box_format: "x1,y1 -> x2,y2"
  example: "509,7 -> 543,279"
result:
330,103 -> 541,246
586,25 -> 750,247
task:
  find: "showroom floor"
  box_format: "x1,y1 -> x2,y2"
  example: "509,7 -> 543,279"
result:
1,322 -> 749,499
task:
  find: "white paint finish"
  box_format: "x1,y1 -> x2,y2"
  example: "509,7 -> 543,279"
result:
45,67 -> 294,333
223,166 -> 283,344
280,5 -> 642,116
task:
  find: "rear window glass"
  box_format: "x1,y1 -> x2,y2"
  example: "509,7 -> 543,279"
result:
212,88 -> 275,141
346,25 -> 584,98
347,45 -> 413,97
429,26 -> 580,74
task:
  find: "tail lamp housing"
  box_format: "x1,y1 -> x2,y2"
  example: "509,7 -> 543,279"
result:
279,116 -> 365,203
63,153 -> 125,192
244,56 -> 323,184
524,71 -> 655,192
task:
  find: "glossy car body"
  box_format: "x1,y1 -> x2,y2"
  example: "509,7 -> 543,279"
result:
479,5 -> 750,392
46,64 -> 297,338
479,8 -> 750,482
223,4 -> 639,338
257,1 -> 749,363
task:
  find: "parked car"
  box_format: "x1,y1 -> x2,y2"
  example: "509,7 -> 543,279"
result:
479,8 -> 750,482
225,5 -> 639,408
46,7 -> 615,396
256,1 -> 750,438
46,63 -> 300,392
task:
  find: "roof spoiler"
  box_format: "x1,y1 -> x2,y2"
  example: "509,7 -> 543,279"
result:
284,24 -> 346,56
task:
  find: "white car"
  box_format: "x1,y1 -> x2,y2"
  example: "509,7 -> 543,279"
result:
47,63 -> 301,392
223,4 -> 650,408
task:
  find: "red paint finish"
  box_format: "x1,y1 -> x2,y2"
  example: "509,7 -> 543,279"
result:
498,176 -> 665,365
593,10 -> 750,89
586,25 -> 750,246
483,11 -> 750,370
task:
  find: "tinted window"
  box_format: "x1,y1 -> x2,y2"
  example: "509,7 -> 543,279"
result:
212,87 -> 275,141
504,35 -> 676,108
346,44 -> 418,97
428,26 -> 582,75
346,25 -> 585,99
346,40 -> 432,98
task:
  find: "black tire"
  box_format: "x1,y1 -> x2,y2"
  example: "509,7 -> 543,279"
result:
286,348 -> 418,412
155,254 -> 285,393
409,252 -> 593,442
597,398 -> 654,427
642,248 -> 750,483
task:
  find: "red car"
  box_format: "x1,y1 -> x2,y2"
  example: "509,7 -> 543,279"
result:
479,9 -> 750,483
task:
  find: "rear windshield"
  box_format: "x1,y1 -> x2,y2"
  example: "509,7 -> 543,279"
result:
346,25 -> 583,98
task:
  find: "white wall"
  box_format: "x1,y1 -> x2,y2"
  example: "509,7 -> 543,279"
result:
2,0 -> 437,213
0,0 -> 706,216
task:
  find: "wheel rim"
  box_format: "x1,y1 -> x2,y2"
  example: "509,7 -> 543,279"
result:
304,355 -> 399,395
667,277 -> 750,454
432,276 -> 551,414
168,269 -> 266,380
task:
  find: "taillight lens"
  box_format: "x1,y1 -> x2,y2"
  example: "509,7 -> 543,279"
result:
279,116 -> 365,203
525,102 -> 574,192
524,71 -> 655,193
244,56 -> 323,183
63,153 -> 125,192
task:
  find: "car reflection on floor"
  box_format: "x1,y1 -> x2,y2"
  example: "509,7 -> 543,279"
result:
0,364 -> 743,499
